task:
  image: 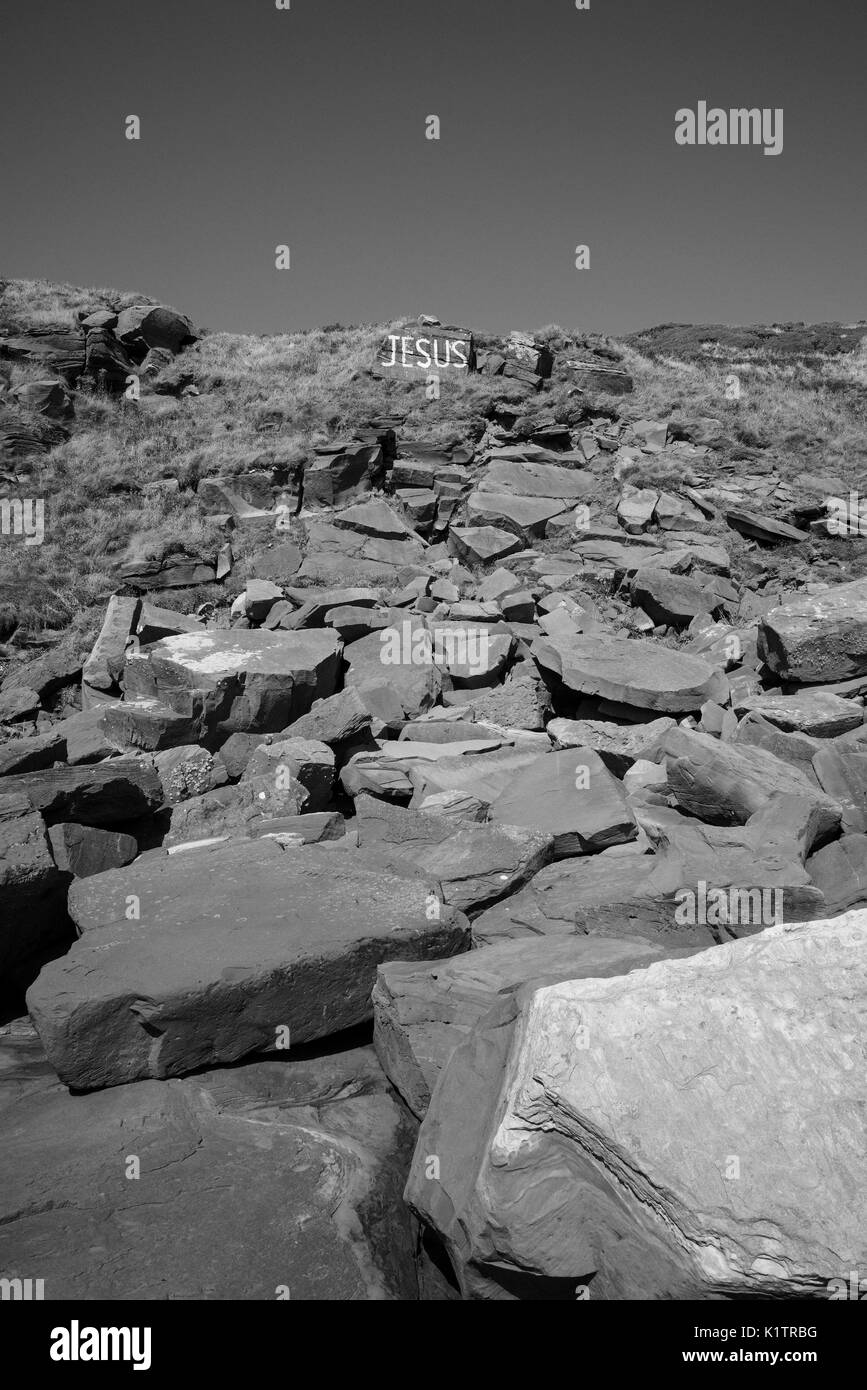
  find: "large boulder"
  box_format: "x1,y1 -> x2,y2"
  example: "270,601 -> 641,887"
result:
488,748 -> 638,858
406,910 -> 867,1299
0,760 -> 162,826
473,809 -> 824,948
26,838 -> 470,1090
0,794 -> 67,984
0,1031 -> 418,1300
758,578 -> 867,683
116,304 -> 198,358
123,628 -> 342,739
355,796 -> 552,913
660,727 -> 841,836
532,634 -> 728,714
373,935 -> 694,1120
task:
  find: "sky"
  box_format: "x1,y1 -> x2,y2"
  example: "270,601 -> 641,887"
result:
2,0 -> 865,337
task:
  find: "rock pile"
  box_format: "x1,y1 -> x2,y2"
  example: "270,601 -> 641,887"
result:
3,303 -> 867,1300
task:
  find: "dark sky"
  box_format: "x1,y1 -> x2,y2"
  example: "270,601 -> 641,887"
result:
2,0 -> 865,336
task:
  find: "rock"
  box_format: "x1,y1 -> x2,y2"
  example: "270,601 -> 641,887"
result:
326,605 -> 398,643
334,499 -> 418,540
479,460 -> 592,501
124,628 -> 342,739
162,773 -> 310,846
0,686 -> 40,722
547,717 -> 675,775
564,360 -> 634,394
570,535 -> 666,571
617,485 -> 658,533
467,492 -> 570,541
243,737 -> 335,812
731,712 -> 822,779
10,378 -> 74,420
116,304 -> 198,357
0,330 -> 86,384
449,526 -> 522,565
287,687 -> 373,746
653,492 -> 707,529
99,698 -> 202,753
26,839 -> 470,1090
734,689 -> 863,737
303,443 -> 384,509
136,602 -> 206,644
81,594 -> 141,697
0,1039 -> 418,1300
374,935 -> 684,1119
667,416 -> 724,447
247,542 -> 303,582
488,749 -> 637,858
303,518 -> 425,570
473,811 -> 823,949
152,745 -> 227,804
355,796 -> 552,913
0,729 -> 67,777
631,569 -> 722,629
249,811 -> 346,845
47,823 -> 138,878
118,554 -> 217,589
236,578 -> 284,623
532,634 -> 728,714
758,578 -> 867,683
407,911 -> 867,1299
0,794 -> 67,983
344,628 -> 441,722
377,327 -> 474,377
811,747 -> 867,833
725,508 -> 811,544
1,760 -> 162,827
406,746 -> 544,809
807,834 -> 867,913
661,727 -> 841,836
444,668 -> 550,731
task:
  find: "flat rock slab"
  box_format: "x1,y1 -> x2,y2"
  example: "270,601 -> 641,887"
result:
725,508 -> 810,544
661,727 -> 841,836
735,689 -> 863,737
473,814 -> 823,949
373,935 -> 694,1119
26,839 -> 470,1091
532,634 -> 728,713
489,748 -> 638,858
467,492 -> 570,540
124,628 -> 342,738
758,577 -> 867,683
0,1034 -> 418,1300
0,759 -> 162,826
548,716 -> 675,775
807,833 -> 867,913
405,911 -> 867,1299
407,745 -> 544,808
450,527 -> 522,565
479,460 -> 593,500
355,795 -> 552,913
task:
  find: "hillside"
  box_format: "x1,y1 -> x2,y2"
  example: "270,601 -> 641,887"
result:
2,276 -> 866,665
3,277 -> 867,1301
